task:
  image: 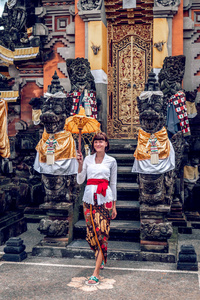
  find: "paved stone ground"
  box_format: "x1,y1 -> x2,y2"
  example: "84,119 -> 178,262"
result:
0,224 -> 200,300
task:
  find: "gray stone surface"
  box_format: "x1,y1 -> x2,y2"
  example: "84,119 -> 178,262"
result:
0,255 -> 200,300
0,223 -> 200,299
0,223 -> 44,255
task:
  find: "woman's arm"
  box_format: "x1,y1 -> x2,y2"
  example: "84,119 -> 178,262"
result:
111,200 -> 117,220
110,159 -> 117,219
77,151 -> 83,173
76,151 -> 87,184
110,159 -> 117,201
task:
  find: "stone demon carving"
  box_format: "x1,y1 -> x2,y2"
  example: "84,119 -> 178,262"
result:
158,55 -> 188,223
31,72 -> 79,239
66,58 -> 96,92
77,0 -> 103,11
132,71 -> 174,248
158,55 -> 186,101
155,0 -> 180,7
0,74 -> 14,90
140,222 -> 173,241
0,0 -> 37,51
66,57 -> 98,119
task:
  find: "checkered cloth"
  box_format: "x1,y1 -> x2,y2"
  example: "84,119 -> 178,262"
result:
169,91 -> 190,137
68,91 -> 97,119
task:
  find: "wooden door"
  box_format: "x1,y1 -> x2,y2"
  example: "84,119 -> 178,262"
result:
107,24 -> 152,139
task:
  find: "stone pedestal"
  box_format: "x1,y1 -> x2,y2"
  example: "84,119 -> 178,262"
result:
138,173 -> 174,253
168,198 -> 187,227
3,237 -> 27,262
38,202 -> 73,247
32,202 -> 74,257
177,245 -> 198,271
140,204 -> 173,253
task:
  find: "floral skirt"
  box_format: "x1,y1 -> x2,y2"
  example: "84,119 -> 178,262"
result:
83,194 -> 112,264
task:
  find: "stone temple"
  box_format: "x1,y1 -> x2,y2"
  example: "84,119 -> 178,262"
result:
0,0 -> 200,262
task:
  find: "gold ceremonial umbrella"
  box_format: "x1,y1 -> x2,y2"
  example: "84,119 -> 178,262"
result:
64,106 -> 101,152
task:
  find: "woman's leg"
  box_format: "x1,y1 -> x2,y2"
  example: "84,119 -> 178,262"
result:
88,250 -> 103,283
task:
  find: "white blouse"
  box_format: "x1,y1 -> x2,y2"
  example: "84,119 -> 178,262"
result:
77,153 -> 117,205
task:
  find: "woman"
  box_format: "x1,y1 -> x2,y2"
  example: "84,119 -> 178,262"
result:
76,132 -> 117,285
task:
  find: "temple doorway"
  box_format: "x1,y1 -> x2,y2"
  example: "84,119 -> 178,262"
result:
104,1 -> 153,139
107,25 -> 152,139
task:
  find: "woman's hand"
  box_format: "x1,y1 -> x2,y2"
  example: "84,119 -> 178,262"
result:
111,202 -> 117,220
77,151 -> 83,173
76,151 -> 83,164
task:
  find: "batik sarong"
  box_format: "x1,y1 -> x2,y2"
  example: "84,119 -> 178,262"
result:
83,194 -> 112,264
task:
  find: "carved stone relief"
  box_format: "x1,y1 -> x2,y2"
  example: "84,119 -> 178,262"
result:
141,222 -> 173,241
155,0 -> 180,7
77,0 -> 103,11
66,58 -> 96,92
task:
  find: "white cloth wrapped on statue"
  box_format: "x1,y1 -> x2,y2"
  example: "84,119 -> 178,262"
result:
186,101 -> 197,119
34,152 -> 78,175
184,165 -> 199,184
132,127 -> 175,174
33,129 -> 78,175
32,109 -> 42,125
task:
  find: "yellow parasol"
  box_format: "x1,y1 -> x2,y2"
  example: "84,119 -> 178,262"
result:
64,106 -> 101,152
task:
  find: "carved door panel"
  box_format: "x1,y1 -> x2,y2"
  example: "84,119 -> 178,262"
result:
107,26 -> 152,139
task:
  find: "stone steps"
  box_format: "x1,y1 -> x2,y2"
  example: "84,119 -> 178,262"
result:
109,139 -> 137,154
117,182 -> 138,191
117,166 -> 137,182
110,153 -> 135,166
79,200 -> 140,221
74,219 -> 140,242
65,239 -> 176,263
117,182 -> 139,201
72,140 -> 141,259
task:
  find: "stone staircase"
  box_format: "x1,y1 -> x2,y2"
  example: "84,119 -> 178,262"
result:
30,139 -> 177,262
65,139 -> 177,262
66,139 -> 143,260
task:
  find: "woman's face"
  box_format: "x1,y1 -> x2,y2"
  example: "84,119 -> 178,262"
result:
93,139 -> 107,153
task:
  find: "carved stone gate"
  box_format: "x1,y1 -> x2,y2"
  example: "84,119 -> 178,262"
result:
104,1 -> 153,139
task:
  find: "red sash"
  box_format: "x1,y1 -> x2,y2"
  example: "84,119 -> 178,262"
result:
87,179 -> 109,197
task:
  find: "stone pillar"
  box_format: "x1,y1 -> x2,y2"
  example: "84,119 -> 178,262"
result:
139,174 -> 173,253
153,0 -> 180,76
37,174 -> 79,247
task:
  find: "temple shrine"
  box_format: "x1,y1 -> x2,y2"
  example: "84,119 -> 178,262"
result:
0,0 -> 200,262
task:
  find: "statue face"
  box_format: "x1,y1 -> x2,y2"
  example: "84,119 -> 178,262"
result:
73,63 -> 89,82
137,92 -> 166,133
66,57 -> 95,91
40,98 -> 66,134
158,55 -> 186,85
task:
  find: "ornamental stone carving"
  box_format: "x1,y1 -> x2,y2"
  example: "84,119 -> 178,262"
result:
31,72 -> 79,240
38,219 -> 69,237
155,0 -> 180,7
141,222 -> 173,241
158,55 -> 186,100
66,58 -> 96,92
77,0 -> 103,11
133,71 -> 174,252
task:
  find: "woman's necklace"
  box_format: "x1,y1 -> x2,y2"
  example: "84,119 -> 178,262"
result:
95,154 -> 104,164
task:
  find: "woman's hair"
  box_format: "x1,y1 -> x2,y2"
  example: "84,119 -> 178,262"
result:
91,132 -> 110,153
